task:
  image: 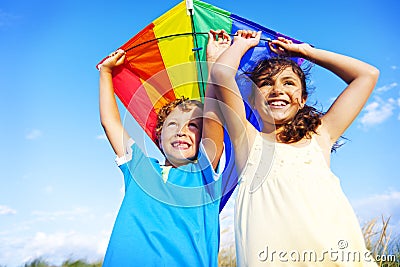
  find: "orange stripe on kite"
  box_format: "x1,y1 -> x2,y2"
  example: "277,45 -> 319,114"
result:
120,23 -> 175,102
112,66 -> 158,140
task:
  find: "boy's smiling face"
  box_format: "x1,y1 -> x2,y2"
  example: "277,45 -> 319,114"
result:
159,105 -> 203,167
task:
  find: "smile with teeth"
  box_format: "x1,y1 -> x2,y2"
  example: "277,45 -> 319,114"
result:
267,100 -> 289,107
171,141 -> 191,149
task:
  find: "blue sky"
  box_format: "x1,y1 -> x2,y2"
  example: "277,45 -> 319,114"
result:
1,0 -> 399,266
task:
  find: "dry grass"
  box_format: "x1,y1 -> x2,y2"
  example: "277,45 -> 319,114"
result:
217,216 -> 399,267
15,217 -> 400,267
362,216 -> 400,266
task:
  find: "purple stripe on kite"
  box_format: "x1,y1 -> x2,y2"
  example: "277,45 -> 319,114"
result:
230,13 -> 305,68
230,13 -> 301,43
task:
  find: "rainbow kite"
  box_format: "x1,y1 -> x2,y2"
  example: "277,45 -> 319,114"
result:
97,0 -> 304,209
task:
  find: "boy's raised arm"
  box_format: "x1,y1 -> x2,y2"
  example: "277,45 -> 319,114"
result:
99,50 -> 130,157
210,30 -> 261,170
202,30 -> 230,170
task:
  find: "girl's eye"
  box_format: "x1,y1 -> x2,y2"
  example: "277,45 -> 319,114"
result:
284,81 -> 295,86
260,80 -> 273,87
167,121 -> 177,127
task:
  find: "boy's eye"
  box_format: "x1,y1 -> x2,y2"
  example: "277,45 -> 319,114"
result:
188,122 -> 198,129
167,121 -> 177,127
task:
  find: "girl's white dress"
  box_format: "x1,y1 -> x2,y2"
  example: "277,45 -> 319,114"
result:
235,133 -> 378,266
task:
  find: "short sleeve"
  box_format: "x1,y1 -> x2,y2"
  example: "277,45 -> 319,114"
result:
115,138 -> 146,190
197,140 -> 226,182
115,138 -> 136,166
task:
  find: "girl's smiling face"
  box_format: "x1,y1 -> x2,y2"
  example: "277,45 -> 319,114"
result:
253,67 -> 306,131
159,105 -> 203,167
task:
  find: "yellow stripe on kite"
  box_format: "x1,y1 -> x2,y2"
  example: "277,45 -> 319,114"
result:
140,78 -> 170,112
153,2 -> 200,100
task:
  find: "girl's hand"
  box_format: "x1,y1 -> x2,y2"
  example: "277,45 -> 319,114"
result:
207,29 -> 231,63
100,49 -> 126,73
269,37 -> 311,58
233,30 -> 261,50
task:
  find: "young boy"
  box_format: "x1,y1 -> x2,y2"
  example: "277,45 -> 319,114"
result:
98,30 -> 229,266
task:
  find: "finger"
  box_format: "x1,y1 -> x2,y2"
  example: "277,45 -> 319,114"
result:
207,32 -> 214,43
217,30 -> 225,39
255,31 -> 262,40
268,41 -> 281,54
223,31 -> 231,42
209,29 -> 219,41
116,54 -> 126,65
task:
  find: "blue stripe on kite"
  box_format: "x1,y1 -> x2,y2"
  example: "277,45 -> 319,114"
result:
230,13 -> 278,37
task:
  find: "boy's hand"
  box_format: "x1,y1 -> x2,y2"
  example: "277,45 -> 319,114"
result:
207,29 -> 231,63
269,37 -> 312,58
100,49 -> 126,73
233,30 -> 261,50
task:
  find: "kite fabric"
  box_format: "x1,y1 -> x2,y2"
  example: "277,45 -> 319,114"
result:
97,0 -> 305,210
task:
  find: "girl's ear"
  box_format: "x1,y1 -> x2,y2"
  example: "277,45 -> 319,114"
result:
300,96 -> 307,109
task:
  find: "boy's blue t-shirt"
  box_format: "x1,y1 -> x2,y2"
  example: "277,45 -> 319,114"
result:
102,139 -> 222,267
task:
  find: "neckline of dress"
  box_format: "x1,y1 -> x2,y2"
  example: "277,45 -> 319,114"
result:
259,132 -> 314,149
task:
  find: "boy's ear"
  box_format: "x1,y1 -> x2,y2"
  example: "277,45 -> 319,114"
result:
157,138 -> 163,150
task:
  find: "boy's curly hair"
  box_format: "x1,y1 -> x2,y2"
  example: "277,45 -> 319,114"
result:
155,96 -> 203,148
248,57 -> 323,143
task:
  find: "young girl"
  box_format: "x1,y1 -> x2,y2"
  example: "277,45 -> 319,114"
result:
98,35 -> 228,266
210,30 -> 380,266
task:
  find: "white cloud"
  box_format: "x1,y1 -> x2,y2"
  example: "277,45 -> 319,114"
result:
391,65 -> 398,70
96,134 -> 107,140
359,98 -> 395,127
32,207 -> 91,222
0,205 -> 17,215
44,185 -> 54,193
376,82 -> 398,93
219,189 -> 236,251
0,207 -> 113,266
0,231 -> 107,267
26,129 -> 43,140
350,191 -> 400,235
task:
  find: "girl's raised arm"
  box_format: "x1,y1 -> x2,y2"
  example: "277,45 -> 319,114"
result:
99,50 -> 131,157
314,49 -> 379,144
210,30 -> 261,170
269,38 -> 379,145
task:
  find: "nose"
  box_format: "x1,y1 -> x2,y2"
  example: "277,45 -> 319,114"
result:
176,126 -> 188,136
269,86 -> 284,97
